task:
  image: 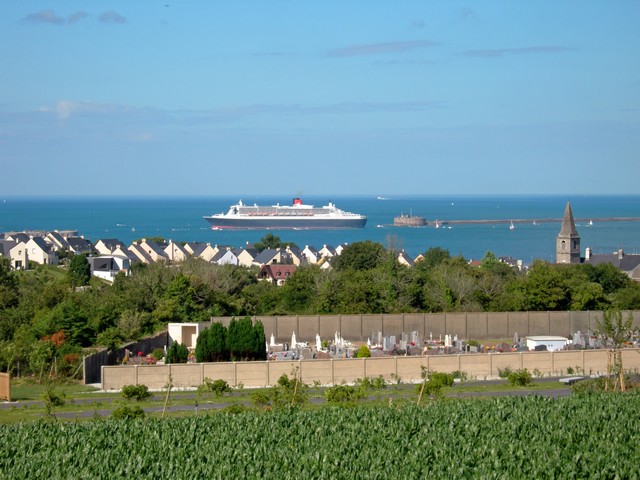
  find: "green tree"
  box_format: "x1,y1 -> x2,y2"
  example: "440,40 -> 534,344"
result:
67,255 -> 91,287
252,320 -> 267,361
226,316 -> 256,360
595,309 -> 636,391
0,257 -> 19,310
253,234 -> 297,252
166,341 -> 189,364
418,247 -> 451,269
333,241 -> 388,271
509,261 -> 571,311
278,265 -> 320,313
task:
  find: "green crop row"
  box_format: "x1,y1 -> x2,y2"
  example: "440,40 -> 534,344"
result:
1,393 -> 639,479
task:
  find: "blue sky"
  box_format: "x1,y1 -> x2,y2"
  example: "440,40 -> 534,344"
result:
1,1 -> 638,196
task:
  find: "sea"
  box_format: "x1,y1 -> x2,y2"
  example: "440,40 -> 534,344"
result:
1,195 -> 639,265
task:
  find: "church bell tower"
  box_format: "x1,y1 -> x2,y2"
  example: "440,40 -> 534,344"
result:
556,201 -> 581,264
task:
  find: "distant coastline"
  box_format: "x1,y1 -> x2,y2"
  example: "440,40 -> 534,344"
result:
2,195 -> 639,262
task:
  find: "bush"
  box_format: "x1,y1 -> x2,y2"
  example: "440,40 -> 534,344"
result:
198,378 -> 232,397
356,345 -> 371,358
498,367 -> 513,379
571,376 -> 607,395
111,405 -> 145,420
250,391 -> 271,407
151,348 -> 165,361
415,371 -> 454,400
355,376 -> 386,391
121,384 -> 152,401
507,369 -> 533,387
325,385 -> 365,404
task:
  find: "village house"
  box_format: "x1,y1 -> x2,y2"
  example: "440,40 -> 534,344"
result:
284,245 -> 306,266
45,231 -> 71,252
584,248 -> 640,281
94,239 -> 127,255
258,264 -> 297,286
24,237 -> 58,266
127,242 -> 154,264
252,248 -> 293,267
211,247 -> 239,266
164,240 -> 189,263
318,244 -> 337,258
235,246 -> 258,267
66,236 -> 94,255
397,250 -> 415,267
191,243 -> 219,262
129,239 -> 168,263
7,242 -> 28,270
302,245 -> 321,264
88,255 -> 131,282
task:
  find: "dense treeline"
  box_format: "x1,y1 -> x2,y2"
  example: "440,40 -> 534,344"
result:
1,239 -> 639,376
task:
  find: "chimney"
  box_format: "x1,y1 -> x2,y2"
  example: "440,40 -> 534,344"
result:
618,249 -> 624,260
585,247 -> 591,261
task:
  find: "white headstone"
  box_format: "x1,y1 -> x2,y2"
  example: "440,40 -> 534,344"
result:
291,331 -> 297,350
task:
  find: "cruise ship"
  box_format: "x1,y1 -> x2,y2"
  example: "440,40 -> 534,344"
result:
204,198 -> 367,229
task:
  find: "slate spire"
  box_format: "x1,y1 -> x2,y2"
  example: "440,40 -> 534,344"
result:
556,201 -> 581,264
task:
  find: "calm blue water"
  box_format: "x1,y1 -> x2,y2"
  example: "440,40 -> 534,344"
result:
1,195 -> 639,264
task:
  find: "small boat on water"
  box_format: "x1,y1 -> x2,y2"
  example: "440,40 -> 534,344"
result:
509,221 -> 515,230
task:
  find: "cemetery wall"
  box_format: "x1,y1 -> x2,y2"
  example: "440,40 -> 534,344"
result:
0,372 -> 10,402
210,311 -> 640,343
101,348 -> 640,390
83,331 -> 168,385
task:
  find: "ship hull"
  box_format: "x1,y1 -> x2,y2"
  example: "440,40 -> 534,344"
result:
204,216 -> 367,229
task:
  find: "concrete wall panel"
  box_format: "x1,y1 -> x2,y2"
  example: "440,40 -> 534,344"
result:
300,360 -> 333,385
403,314 -> 425,338
549,311 -> 570,336
258,317 -> 278,340
508,313 -> 530,337
395,357 -> 427,383
319,316 -> 341,340
362,315 -> 383,343
466,313 -> 487,339
522,352 -> 553,375
102,366 -> 137,390
276,316 -> 298,343
570,311 -> 590,335
552,351 -> 584,375
459,354 -> 491,379
487,312 -> 509,339
268,361 -> 298,386
383,314 -> 403,337
170,364 -> 202,388
445,313 -> 467,337
528,312 -> 551,336
236,362 -> 268,387
136,365 -> 171,389
333,358 -> 365,384
621,349 -> 640,370
341,315 -> 363,340
427,355 -> 461,374
583,350 -> 608,375
298,316 -> 319,341
424,314 -> 446,338
490,353 -> 522,378
364,357 -> 398,381
203,363 -> 236,385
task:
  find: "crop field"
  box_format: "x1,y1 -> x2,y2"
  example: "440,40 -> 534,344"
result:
1,393 -> 639,479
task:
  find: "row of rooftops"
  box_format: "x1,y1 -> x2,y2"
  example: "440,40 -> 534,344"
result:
2,227 -> 638,280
